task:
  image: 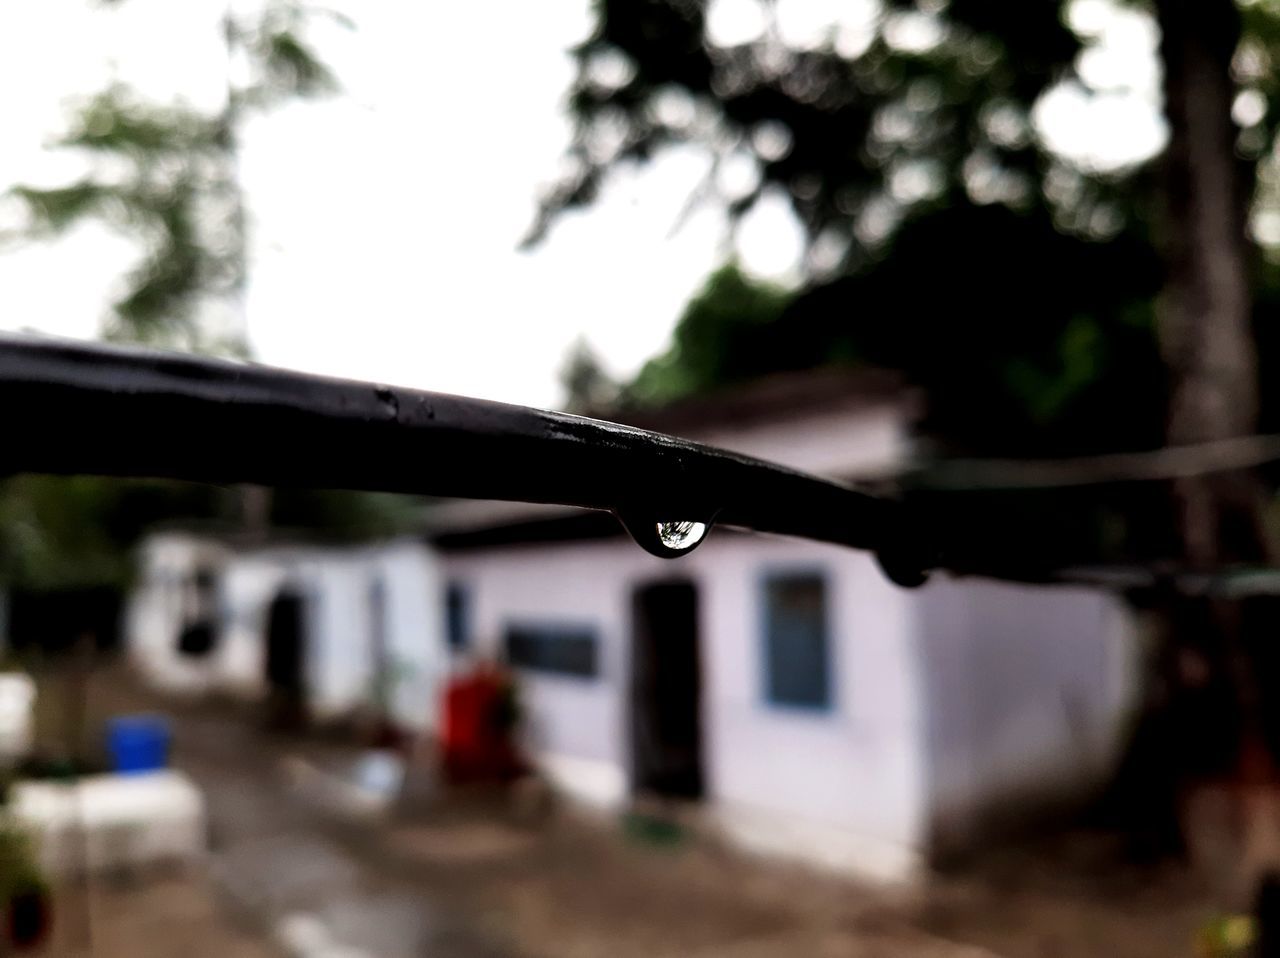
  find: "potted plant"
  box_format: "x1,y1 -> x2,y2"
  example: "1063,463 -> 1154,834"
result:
363,657 -> 416,751
0,818 -> 50,952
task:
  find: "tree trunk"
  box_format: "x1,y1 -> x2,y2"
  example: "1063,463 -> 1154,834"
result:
1154,0 -> 1280,904
1156,0 -> 1263,563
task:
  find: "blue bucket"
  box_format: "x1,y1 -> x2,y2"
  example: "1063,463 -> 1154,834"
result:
105,715 -> 170,775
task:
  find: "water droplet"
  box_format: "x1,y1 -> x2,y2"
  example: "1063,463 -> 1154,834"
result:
615,509 -> 716,558
656,520 -> 707,552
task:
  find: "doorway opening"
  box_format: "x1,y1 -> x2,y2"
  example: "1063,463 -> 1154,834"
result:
264,587 -> 309,729
630,580 -> 704,799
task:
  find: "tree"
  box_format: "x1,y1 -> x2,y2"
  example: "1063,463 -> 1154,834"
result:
527,1 -> 1107,262
0,3 -> 424,598
3,0 -> 348,352
531,2 -> 1184,455
624,263 -> 790,406
559,337 -> 621,413
533,0 -> 1280,544
531,1 -> 1280,445
539,0 -> 1280,875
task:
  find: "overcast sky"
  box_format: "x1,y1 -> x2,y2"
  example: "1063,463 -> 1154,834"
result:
0,0 -> 1163,410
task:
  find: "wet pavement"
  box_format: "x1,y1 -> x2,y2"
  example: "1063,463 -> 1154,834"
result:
162,706 -> 1003,958
172,713 -> 516,958
66,674 -> 1215,958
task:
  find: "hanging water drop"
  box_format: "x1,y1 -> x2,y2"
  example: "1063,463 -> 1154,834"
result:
655,520 -> 707,552
615,509 -> 716,559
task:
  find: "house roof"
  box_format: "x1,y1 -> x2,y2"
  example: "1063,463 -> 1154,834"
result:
142,519 -> 415,553
592,366 -> 912,436
427,367 -> 912,551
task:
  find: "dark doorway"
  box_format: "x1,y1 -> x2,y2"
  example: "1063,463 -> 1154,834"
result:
264,588 -> 308,728
630,580 -> 703,799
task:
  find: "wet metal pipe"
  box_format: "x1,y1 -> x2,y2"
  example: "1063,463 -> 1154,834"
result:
0,335 -> 929,577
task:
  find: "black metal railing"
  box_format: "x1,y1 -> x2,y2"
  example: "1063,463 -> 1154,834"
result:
0,335 -> 938,580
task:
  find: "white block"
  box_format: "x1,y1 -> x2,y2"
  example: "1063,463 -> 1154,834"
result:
0,673 -> 34,763
10,770 -> 206,874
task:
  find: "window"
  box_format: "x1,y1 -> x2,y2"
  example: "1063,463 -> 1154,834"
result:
444,582 -> 470,651
504,623 -> 599,678
762,572 -> 831,709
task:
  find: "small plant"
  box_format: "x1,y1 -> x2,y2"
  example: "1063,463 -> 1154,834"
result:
0,817 -> 50,951
0,820 -> 40,899
366,656 -> 416,718
1196,914 -> 1256,957
360,656 -> 419,750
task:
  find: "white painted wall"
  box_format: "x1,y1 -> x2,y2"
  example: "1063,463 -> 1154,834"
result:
218,552 -> 289,697
445,539 -> 651,806
368,541 -> 450,733
693,401 -> 910,480
700,535 -> 925,881
125,533 -> 230,695
443,529 -> 928,882
915,578 -> 1138,851
438,404 -> 932,881
130,535 -> 450,733
218,542 -> 450,730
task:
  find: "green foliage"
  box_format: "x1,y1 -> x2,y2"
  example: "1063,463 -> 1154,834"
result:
528,0 -> 1134,256
1197,913 -> 1257,956
365,655 -> 417,713
4,1 -> 349,351
536,0 -> 1184,459
615,205 -> 1165,457
0,4 -> 392,593
0,476 -> 231,591
0,815 -> 45,900
0,477 -> 425,593
559,337 -> 621,413
624,264 -> 791,407
268,488 -> 426,542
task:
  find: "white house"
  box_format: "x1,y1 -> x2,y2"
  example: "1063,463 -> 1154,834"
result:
126,531 -> 449,733
124,369 -> 1138,883
428,370 -> 1139,882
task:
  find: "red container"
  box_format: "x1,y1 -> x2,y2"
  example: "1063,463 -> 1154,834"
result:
440,667 -> 523,784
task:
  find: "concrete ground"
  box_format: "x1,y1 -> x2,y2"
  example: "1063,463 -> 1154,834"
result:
21,667 -> 1226,957
34,872 -> 278,958
173,703 -> 1214,957
172,704 -> 1000,958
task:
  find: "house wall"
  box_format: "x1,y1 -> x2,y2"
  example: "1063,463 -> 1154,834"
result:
130,536 -> 449,732
915,578 -> 1138,856
217,552 -> 289,697
367,541 -> 449,733
219,542 -> 449,730
689,402 -> 908,479
125,533 -> 230,695
443,530 -> 928,882
439,402 -> 929,881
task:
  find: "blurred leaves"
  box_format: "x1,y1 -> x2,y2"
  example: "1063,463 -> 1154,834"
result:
527,0 -> 1120,256
618,203 -> 1165,458
0,477 -> 231,591
0,6 -> 414,595
4,1 -> 345,352
267,488 -> 427,542
560,337 -> 622,413
0,476 -> 425,592
539,0 -> 1182,470
622,263 -> 791,407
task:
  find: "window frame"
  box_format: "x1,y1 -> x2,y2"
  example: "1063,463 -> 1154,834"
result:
758,566 -> 836,714
502,620 -> 601,680
443,580 -> 471,652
